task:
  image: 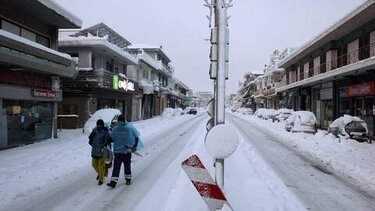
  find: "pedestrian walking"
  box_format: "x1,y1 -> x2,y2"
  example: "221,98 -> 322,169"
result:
88,119 -> 110,185
107,115 -> 139,188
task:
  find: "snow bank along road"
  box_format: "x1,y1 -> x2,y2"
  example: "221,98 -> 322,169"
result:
2,115 -> 205,211
228,114 -> 375,211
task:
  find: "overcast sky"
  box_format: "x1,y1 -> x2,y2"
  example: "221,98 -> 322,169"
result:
54,0 -> 365,94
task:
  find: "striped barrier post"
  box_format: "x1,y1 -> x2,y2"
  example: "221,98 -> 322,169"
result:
181,155 -> 231,211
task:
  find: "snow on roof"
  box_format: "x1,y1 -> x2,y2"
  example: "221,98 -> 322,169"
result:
1,29 -> 72,61
38,0 -> 82,27
72,23 -> 131,49
127,43 -> 160,49
126,43 -> 171,62
59,35 -> 138,65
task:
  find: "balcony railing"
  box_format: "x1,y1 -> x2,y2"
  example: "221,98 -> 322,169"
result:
63,68 -> 136,90
287,41 -> 375,85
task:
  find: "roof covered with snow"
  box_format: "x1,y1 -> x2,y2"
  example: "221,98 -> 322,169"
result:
126,44 -> 171,62
279,1 -> 375,68
71,23 -> 131,49
59,34 -> 137,65
5,0 -> 82,28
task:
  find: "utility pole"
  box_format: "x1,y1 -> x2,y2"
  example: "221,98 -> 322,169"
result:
204,0 -> 237,192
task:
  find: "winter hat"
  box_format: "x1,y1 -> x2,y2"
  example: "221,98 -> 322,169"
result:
117,115 -> 125,122
96,119 -> 104,127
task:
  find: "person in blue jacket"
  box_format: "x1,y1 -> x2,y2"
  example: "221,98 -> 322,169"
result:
107,114 -> 139,188
88,119 -> 110,185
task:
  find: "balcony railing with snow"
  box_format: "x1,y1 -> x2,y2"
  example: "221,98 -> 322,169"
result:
286,41 -> 375,85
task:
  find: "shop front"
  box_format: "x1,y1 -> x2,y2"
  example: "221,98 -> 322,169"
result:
60,74 -> 137,127
312,83 -> 333,128
338,81 -> 374,137
0,70 -> 61,149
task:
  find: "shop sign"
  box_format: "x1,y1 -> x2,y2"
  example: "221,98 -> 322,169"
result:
112,75 -> 134,91
32,89 -> 56,98
346,82 -> 375,97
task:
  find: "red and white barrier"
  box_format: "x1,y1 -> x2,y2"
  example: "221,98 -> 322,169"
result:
181,155 -> 229,211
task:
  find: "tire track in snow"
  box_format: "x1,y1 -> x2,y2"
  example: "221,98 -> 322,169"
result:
228,114 -> 375,211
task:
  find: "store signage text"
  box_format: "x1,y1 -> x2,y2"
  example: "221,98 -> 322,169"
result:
32,89 -> 56,98
346,82 -> 375,97
112,75 -> 134,91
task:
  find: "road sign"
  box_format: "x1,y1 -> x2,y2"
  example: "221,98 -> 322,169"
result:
181,155 -> 229,211
205,124 -> 238,159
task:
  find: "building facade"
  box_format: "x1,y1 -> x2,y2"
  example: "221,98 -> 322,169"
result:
58,23 -> 138,126
278,2 -> 375,135
0,0 -> 81,148
126,45 -> 188,119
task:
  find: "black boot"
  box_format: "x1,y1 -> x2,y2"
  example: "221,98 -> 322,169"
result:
107,180 -> 117,188
126,179 -> 131,185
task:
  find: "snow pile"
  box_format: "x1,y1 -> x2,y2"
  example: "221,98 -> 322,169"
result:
0,112 -> 197,210
232,112 -> 375,195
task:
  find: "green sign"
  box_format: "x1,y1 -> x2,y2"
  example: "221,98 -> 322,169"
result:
112,75 -> 119,90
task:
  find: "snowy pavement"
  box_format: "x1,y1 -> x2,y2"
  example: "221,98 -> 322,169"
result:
228,114 -> 375,210
230,112 -> 375,197
1,110 -> 374,211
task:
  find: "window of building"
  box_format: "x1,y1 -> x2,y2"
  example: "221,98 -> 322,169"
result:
59,104 -> 78,115
1,20 -> 20,35
1,19 -> 50,47
122,64 -> 127,75
92,56 -> 96,70
21,28 -> 36,42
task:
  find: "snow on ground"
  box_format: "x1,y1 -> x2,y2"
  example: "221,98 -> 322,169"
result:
231,111 -> 375,195
0,112 -> 197,210
1,108 -> 374,210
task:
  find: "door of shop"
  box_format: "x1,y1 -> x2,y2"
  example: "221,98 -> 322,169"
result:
355,97 -> 374,137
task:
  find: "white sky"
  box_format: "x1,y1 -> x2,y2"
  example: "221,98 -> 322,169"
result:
53,0 -> 366,94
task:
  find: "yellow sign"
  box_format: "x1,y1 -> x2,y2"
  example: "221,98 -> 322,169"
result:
12,106 -> 21,115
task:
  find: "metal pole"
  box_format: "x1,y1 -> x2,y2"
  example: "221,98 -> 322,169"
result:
215,0 -> 226,125
214,0 -> 227,189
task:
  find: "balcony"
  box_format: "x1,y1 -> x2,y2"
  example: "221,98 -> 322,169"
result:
0,30 -> 77,77
292,41 -> 375,83
63,68 -> 136,91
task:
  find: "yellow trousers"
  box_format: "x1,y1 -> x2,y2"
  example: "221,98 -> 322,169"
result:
92,157 -> 106,182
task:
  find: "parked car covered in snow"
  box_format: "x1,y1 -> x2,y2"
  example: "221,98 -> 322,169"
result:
285,111 -> 317,134
236,107 -> 253,115
254,108 -> 276,120
273,109 -> 294,122
327,115 -> 370,142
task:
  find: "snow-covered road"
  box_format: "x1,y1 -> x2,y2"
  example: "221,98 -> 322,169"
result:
228,114 -> 375,211
1,111 -> 374,211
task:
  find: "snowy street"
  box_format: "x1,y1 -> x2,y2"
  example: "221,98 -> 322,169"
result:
1,111 -> 375,211
228,114 -> 375,210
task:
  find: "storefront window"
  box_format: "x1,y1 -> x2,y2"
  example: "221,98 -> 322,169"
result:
4,100 -> 53,146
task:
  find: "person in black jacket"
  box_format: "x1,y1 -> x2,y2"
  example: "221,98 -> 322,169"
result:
88,119 -> 110,185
